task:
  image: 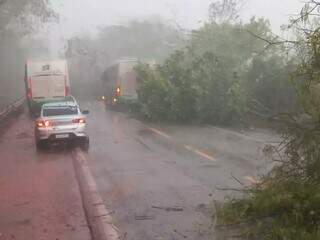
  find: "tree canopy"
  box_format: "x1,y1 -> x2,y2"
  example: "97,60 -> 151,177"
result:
0,0 -> 57,36
0,0 -> 56,97
135,16 -> 295,124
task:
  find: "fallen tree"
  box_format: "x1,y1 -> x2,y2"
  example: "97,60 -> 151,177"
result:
217,1 -> 320,239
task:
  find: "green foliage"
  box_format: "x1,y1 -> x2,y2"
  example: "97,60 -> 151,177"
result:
135,18 -> 294,124
218,181 -> 320,240
189,18 -> 269,63
136,64 -> 173,120
247,56 -> 296,113
218,2 -> 320,239
0,0 -> 56,97
136,50 -> 248,123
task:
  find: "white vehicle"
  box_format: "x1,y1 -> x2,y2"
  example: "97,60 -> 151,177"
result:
34,101 -> 90,151
25,59 -> 72,114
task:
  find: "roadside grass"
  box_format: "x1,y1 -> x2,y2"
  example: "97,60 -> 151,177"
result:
216,177 -> 320,240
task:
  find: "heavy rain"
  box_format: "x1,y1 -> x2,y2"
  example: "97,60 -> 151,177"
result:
0,1 -> 319,239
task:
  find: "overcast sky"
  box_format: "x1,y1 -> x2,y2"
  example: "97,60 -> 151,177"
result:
48,0 -> 305,55
52,0 -> 304,36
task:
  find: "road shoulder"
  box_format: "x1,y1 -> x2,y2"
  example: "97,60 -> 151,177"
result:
72,148 -> 120,240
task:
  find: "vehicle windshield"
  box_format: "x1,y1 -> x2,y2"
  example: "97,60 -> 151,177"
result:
43,106 -> 78,116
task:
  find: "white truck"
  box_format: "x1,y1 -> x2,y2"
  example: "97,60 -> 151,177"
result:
24,59 -> 72,114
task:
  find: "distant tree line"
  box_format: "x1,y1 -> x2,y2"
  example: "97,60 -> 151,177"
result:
66,17 -> 185,98
0,0 -> 56,99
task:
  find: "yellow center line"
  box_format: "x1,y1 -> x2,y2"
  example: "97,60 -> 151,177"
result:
148,127 -> 260,185
184,145 -> 216,162
148,126 -> 217,162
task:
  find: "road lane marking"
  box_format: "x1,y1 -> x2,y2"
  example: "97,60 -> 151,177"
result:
148,127 -> 172,139
138,125 -> 261,188
184,145 -> 216,162
148,126 -> 217,162
148,126 -> 264,187
73,149 -> 120,240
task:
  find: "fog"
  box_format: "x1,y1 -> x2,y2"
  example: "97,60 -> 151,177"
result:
53,0 -> 304,36
0,0 -> 307,105
47,0 -> 304,56
0,3 -> 318,239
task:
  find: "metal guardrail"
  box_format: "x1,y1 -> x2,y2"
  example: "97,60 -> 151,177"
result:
0,97 -> 25,120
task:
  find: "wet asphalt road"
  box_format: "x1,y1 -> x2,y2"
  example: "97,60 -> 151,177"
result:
0,108 -> 91,240
0,100 -> 276,240
0,96 -> 19,110
80,100 -> 277,240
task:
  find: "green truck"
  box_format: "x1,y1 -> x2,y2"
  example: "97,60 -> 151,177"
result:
101,58 -> 156,105
24,60 -> 73,115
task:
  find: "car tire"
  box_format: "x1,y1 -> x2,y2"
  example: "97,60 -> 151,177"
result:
80,137 -> 89,152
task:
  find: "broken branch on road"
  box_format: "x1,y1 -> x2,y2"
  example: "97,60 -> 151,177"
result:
152,205 -> 184,212
134,214 -> 155,220
93,210 -> 115,218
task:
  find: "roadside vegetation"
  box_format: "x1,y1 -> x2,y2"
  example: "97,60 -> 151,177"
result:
0,0 -> 57,99
134,1 -> 296,124
135,1 -> 320,239
217,1 -> 320,239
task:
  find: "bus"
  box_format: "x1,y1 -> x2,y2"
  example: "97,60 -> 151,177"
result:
25,60 -> 72,115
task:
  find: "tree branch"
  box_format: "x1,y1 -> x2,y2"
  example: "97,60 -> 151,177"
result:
246,29 -> 297,46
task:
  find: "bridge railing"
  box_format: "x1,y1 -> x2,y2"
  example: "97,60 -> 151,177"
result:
0,97 -> 25,121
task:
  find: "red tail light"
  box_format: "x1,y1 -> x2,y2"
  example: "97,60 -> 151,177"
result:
65,86 -> 71,96
27,77 -> 32,98
36,120 -> 52,128
72,118 -> 86,124
36,121 -> 44,127
116,87 -> 121,95
27,89 -> 32,98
